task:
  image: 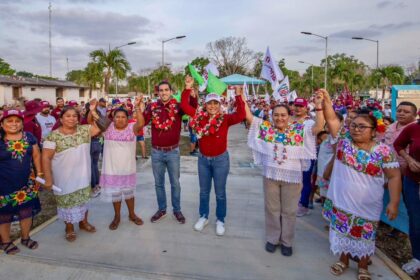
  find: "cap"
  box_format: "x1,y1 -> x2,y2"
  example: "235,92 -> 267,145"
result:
24,100 -> 42,117
205,93 -> 221,103
99,98 -> 106,103
68,100 -> 78,107
1,109 -> 24,122
294,98 -> 308,107
41,101 -> 50,108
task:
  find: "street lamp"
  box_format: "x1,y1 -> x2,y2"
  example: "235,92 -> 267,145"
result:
298,60 -> 321,93
113,41 -> 137,96
301,31 -> 328,90
352,37 -> 379,98
162,35 -> 186,67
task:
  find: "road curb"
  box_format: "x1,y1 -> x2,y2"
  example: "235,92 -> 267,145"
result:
375,248 -> 412,280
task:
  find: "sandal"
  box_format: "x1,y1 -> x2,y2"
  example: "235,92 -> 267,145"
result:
79,222 -> 97,233
330,261 -> 348,276
109,218 -> 120,230
20,238 -> 39,250
129,215 -> 144,226
358,268 -> 371,280
1,242 -> 20,255
65,231 -> 77,242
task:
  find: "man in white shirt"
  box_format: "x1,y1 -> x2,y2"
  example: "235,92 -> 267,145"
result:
36,101 -> 56,140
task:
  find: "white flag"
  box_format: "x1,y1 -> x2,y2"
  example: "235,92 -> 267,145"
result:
273,76 -> 290,102
199,63 -> 220,92
251,82 -> 257,98
289,90 -> 298,102
264,92 -> 270,104
243,82 -> 249,100
260,47 -> 284,90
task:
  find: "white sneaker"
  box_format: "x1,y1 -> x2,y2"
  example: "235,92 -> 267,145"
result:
402,258 -> 420,276
194,217 -> 208,232
216,220 -> 225,236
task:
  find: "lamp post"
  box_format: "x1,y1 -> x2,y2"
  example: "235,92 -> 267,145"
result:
298,60 -> 321,93
113,42 -> 136,97
301,32 -> 328,90
162,36 -> 186,67
352,37 -> 379,99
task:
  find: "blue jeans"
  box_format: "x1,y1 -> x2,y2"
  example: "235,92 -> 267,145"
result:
403,176 -> 420,259
90,138 -> 102,188
299,160 -> 315,208
151,148 -> 181,212
198,151 -> 230,222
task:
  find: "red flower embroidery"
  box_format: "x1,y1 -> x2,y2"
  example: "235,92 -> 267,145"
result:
350,226 -> 363,238
366,163 -> 380,176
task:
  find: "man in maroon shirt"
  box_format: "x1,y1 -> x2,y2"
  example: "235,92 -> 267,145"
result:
51,97 -> 65,120
138,81 -> 197,224
23,100 -> 42,145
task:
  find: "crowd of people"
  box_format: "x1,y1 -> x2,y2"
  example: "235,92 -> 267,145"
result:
0,76 -> 419,279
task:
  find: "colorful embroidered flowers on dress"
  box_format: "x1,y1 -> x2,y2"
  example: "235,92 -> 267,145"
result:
336,139 -> 395,177
189,108 -> 224,139
0,180 -> 39,208
258,121 -> 305,146
5,135 -> 30,162
151,99 -> 178,131
322,199 -> 377,241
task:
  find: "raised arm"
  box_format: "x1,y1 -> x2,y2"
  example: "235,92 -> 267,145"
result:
320,89 -> 340,138
227,86 -> 246,126
312,90 -> 325,135
133,95 -> 145,134
180,75 -> 198,117
88,99 -> 111,136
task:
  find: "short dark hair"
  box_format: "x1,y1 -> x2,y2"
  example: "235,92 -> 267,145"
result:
56,97 -> 64,102
335,112 -> 344,122
157,81 -> 172,91
272,104 -> 291,115
397,101 -> 417,114
113,108 -> 129,118
317,130 -> 328,140
383,116 -> 394,124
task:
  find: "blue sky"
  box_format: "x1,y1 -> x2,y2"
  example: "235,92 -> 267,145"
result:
1,0 -> 419,79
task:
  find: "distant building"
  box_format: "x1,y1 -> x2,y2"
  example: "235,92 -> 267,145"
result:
0,75 -> 100,106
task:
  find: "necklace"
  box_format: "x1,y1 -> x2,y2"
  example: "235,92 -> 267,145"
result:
151,99 -> 178,131
189,108 -> 224,139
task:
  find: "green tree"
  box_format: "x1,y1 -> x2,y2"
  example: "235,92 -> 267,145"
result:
184,57 -> 210,75
128,75 -> 149,94
66,69 -> 85,83
0,58 -> 15,75
89,48 -> 131,94
370,65 -> 405,98
16,71 -> 34,78
83,62 -> 103,96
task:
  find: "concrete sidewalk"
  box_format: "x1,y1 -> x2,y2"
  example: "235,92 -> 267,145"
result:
0,125 -> 400,280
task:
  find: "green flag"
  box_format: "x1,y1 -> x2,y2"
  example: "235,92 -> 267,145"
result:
188,64 -> 205,86
207,72 -> 227,95
172,90 -> 181,102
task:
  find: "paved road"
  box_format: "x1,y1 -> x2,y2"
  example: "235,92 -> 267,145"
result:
0,124 -> 399,280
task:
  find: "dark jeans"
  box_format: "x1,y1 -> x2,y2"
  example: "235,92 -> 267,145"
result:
403,176 -> 420,259
198,151 -> 230,222
151,148 -> 181,212
299,160 -> 315,208
90,138 -> 102,188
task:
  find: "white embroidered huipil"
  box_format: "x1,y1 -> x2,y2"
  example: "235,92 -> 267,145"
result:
247,117 -> 316,183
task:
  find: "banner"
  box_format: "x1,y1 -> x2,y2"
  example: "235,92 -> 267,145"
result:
199,63 -> 219,92
207,72 -> 227,95
260,46 -> 284,90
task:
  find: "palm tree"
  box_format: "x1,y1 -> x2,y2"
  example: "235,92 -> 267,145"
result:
89,48 -> 131,94
371,65 -> 405,99
83,62 -> 103,97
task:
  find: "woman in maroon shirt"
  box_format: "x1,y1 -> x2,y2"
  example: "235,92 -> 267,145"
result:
393,118 -> 420,276
181,76 -> 245,236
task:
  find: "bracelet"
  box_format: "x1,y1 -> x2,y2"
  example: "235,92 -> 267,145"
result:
315,108 -> 323,111
37,172 -> 44,176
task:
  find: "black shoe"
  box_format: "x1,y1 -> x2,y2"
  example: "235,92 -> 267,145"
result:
265,242 -> 277,253
280,244 -> 293,256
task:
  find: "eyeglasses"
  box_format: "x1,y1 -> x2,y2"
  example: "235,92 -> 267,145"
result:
349,123 -> 374,131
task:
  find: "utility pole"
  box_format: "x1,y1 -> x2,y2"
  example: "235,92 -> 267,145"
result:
48,2 -> 52,77
66,57 -> 69,75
